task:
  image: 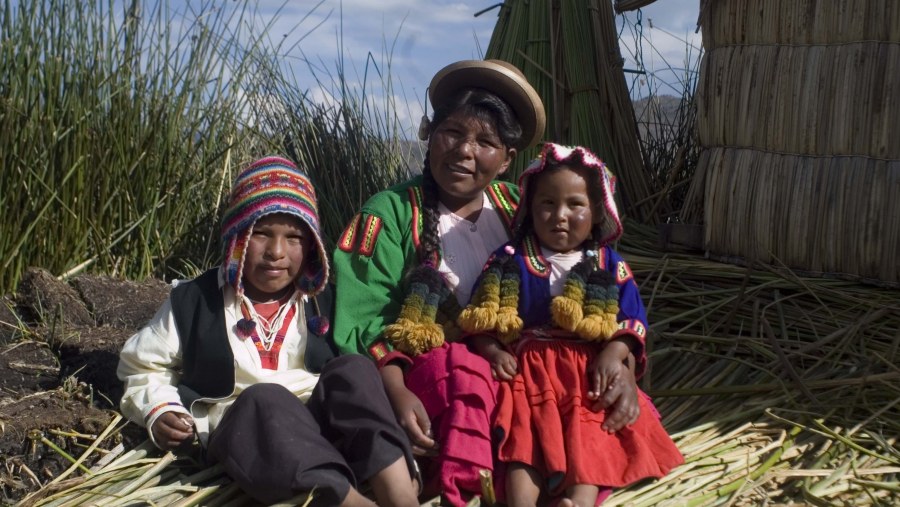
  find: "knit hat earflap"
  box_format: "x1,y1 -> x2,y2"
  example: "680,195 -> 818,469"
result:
221,156 -> 329,297
514,143 -> 623,246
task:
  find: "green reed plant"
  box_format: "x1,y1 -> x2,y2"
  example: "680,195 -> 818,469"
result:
0,0 -> 419,294
247,46 -> 421,252
0,0 -> 260,292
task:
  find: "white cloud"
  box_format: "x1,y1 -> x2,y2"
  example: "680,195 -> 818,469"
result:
169,0 -> 702,132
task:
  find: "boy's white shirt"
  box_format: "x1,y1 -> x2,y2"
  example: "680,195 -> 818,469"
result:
116,269 -> 320,448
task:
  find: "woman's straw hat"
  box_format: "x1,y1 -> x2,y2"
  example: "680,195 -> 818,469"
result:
429,59 -> 546,150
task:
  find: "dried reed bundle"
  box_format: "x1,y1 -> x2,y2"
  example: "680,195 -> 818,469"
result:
696,44 -> 900,158
485,0 -> 655,222
700,147 -> 900,285
20,232 -> 898,505
700,0 -> 900,49
695,0 -> 900,286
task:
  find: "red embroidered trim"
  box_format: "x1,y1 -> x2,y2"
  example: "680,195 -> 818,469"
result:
617,319 -> 647,338
146,402 -> 184,422
408,186 -> 423,249
338,213 -> 362,253
369,341 -> 389,360
487,182 -> 516,230
522,235 -> 549,278
241,302 -> 296,370
616,260 -> 634,284
359,215 -> 383,257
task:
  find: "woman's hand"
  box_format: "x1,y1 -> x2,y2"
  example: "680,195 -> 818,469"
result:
150,412 -> 195,450
588,343 -> 640,433
381,363 -> 439,456
471,334 -> 517,381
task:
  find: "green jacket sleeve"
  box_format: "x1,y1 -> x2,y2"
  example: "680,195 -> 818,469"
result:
331,182 -> 418,359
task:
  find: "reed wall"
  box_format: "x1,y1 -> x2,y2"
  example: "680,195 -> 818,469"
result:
697,0 -> 900,285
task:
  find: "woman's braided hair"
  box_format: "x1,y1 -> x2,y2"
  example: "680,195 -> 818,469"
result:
418,88 -> 524,265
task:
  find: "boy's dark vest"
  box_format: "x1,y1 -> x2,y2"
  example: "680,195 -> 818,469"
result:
169,269 -> 337,407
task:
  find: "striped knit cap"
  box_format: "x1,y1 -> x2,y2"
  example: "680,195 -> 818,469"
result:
514,143 -> 623,246
221,156 -> 329,297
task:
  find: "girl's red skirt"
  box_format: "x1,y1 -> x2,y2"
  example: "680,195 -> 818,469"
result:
495,337 -> 684,495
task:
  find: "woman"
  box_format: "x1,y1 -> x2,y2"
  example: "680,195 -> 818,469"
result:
332,60 -> 640,506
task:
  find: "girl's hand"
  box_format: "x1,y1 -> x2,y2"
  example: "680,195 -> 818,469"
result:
381,363 -> 439,456
471,334 -> 518,381
151,412 -> 195,450
587,349 -> 623,401
489,349 -> 518,381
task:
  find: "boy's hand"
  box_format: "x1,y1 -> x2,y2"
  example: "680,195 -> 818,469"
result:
151,412 -> 195,450
381,363 -> 439,457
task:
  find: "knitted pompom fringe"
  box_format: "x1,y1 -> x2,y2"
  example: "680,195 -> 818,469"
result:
551,295 -> 583,331
458,306 -> 499,333
495,306 -> 523,344
384,319 -> 445,356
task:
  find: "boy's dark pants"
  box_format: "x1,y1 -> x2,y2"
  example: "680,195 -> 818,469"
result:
207,354 -> 413,505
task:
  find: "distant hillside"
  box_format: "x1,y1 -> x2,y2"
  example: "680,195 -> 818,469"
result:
633,94 -> 684,123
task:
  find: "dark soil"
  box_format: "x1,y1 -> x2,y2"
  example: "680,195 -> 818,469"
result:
0,268 -> 171,504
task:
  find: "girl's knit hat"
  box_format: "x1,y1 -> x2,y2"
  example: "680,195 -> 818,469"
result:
514,143 -> 623,246
220,156 -> 329,297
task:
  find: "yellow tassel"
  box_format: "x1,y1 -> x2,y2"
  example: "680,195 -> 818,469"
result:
575,315 -> 604,341
495,307 -> 523,344
458,306 -> 499,332
405,323 -> 445,355
600,315 -> 619,339
387,321 -> 445,356
551,295 -> 583,331
383,318 -> 416,351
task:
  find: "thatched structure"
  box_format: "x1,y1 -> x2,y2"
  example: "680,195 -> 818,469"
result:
695,0 -> 900,286
484,0 -> 656,223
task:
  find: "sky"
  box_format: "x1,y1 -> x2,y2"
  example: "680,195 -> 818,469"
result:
191,0 -> 703,137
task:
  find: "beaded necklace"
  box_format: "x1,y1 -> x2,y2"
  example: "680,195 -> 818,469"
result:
237,291 -> 298,351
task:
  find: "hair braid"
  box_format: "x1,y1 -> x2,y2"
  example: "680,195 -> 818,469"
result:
419,154 -> 443,265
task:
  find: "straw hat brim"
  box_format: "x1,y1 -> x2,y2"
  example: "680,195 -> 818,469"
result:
429,59 -> 546,151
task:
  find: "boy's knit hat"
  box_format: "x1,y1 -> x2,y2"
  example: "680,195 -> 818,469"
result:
514,143 -> 623,246
220,156 -> 329,297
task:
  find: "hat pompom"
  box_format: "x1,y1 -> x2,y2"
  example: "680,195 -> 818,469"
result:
236,318 -> 256,339
307,315 -> 330,336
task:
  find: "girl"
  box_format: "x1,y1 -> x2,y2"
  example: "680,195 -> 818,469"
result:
459,143 -> 684,506
117,156 -> 419,507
